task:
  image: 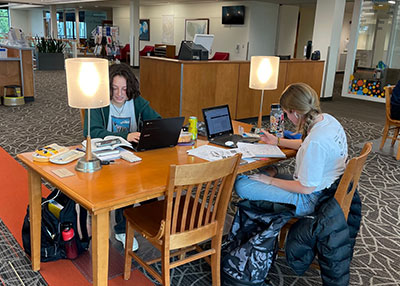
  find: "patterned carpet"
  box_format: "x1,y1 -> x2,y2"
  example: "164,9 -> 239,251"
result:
1,70 -> 400,285
0,219 -> 48,286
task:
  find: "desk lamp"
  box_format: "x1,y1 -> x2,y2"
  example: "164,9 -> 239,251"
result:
249,56 -> 279,131
65,58 -> 110,173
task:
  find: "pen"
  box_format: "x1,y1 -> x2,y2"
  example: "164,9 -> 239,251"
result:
76,148 -> 85,152
100,160 -> 115,165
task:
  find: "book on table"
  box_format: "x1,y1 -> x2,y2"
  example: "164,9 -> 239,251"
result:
82,135 -> 133,151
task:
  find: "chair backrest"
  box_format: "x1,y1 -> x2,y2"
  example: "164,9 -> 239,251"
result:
164,154 -> 241,249
384,86 -> 394,120
334,142 -> 372,220
140,45 -> 154,56
211,52 -> 229,61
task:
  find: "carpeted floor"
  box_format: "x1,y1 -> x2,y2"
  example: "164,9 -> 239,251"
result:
1,70 -> 400,285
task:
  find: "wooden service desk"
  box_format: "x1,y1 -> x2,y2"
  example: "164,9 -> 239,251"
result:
17,121 -> 295,286
140,56 -> 324,123
0,44 -> 34,101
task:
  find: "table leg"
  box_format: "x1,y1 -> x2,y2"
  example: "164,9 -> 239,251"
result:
92,211 -> 110,286
28,169 -> 42,271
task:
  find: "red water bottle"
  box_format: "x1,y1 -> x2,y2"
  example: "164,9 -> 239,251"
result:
61,223 -> 78,260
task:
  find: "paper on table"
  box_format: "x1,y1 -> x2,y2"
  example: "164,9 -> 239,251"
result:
236,142 -> 286,158
187,145 -> 242,161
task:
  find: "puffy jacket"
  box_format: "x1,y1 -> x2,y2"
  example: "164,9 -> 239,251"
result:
391,80 -> 400,120
285,189 -> 362,286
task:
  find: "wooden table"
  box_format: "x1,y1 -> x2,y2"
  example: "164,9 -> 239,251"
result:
17,127 -> 296,286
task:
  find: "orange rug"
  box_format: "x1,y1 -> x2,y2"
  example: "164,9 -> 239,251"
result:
0,147 -> 153,286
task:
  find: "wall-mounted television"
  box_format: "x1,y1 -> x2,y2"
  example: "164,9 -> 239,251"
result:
222,6 -> 245,25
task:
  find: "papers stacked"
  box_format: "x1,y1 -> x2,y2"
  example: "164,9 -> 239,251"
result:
187,143 -> 286,162
82,136 -> 133,161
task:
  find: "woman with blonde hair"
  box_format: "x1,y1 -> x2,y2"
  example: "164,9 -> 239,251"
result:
235,83 -> 348,216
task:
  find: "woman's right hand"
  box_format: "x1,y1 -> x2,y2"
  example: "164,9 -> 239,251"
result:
127,132 -> 141,143
259,129 -> 278,145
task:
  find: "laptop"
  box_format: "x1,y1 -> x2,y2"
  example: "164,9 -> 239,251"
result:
131,117 -> 185,152
202,105 -> 257,148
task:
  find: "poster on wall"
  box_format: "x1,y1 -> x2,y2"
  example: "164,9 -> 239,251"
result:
139,19 -> 150,41
185,18 -> 209,41
162,15 -> 174,44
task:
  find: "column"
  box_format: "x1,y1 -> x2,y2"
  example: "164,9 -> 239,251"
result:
50,5 -> 58,38
129,0 -> 140,66
312,0 -> 346,98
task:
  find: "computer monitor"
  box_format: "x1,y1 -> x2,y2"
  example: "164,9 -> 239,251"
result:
178,41 -> 209,61
193,34 -> 214,53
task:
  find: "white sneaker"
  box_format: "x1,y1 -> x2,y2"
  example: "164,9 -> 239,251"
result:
115,233 -> 139,251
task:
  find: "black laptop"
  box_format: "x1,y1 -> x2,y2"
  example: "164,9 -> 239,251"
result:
202,105 -> 257,148
131,117 -> 185,152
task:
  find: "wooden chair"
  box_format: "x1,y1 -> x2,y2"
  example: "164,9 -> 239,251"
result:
278,142 -> 373,267
379,86 -> 400,160
123,154 -> 242,285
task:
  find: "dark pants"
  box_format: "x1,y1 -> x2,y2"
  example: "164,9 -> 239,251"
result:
391,103 -> 400,120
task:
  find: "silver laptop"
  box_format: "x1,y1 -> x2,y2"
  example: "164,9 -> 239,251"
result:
131,117 -> 185,152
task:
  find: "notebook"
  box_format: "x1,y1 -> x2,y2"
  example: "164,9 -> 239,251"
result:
202,105 -> 257,148
131,117 -> 185,152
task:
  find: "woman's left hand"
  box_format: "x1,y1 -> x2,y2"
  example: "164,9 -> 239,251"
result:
248,173 -> 273,185
127,132 -> 141,143
259,129 -> 278,145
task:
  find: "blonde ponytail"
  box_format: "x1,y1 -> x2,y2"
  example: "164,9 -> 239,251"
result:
279,83 -> 321,140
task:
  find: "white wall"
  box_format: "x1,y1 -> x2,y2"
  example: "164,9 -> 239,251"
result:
117,1 -> 280,60
248,2 -> 279,58
313,0 -> 346,98
29,9 -> 45,37
296,4 -> 315,59
9,9 -> 30,36
276,5 -> 299,58
113,7 -> 130,46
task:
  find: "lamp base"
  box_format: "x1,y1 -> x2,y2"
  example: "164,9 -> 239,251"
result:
75,156 -> 102,173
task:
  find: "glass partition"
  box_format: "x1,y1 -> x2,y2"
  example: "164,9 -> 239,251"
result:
346,0 -> 398,102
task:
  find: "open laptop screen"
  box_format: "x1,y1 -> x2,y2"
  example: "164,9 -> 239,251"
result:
202,105 -> 234,139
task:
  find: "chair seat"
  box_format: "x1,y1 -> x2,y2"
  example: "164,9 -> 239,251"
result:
125,196 -> 210,244
125,200 -> 164,238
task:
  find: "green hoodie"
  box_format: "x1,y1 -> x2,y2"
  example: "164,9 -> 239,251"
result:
83,96 -> 161,139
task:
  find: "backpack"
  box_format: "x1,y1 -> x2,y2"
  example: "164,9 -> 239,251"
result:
22,189 -> 90,262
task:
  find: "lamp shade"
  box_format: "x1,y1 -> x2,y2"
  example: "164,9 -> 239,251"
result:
249,56 -> 279,90
65,58 -> 110,109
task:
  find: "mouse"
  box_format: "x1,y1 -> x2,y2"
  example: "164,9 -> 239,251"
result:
225,141 -> 235,147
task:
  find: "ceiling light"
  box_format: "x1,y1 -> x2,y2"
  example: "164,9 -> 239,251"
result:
388,0 -> 396,4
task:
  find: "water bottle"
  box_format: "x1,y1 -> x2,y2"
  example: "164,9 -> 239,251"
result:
270,104 -> 284,138
61,222 -> 78,260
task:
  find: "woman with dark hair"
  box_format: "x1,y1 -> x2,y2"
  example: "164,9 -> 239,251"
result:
235,83 -> 348,216
83,63 -> 160,251
83,63 -> 160,142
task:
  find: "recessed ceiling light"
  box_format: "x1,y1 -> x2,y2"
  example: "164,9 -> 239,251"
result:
388,0 -> 396,4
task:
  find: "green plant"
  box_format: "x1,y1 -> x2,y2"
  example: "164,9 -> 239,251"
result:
35,36 -> 65,53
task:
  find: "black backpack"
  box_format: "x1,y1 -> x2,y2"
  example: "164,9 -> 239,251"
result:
22,189 -> 90,262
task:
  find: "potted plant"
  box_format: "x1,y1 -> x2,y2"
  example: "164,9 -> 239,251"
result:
36,37 -> 66,70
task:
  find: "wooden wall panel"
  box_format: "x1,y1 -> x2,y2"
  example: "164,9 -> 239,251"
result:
181,63 -> 239,122
21,50 -> 34,98
139,57 -> 181,118
0,61 -> 21,96
285,61 -> 325,97
236,62 -> 288,119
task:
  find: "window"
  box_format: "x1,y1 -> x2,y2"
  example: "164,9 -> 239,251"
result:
0,8 -> 9,35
